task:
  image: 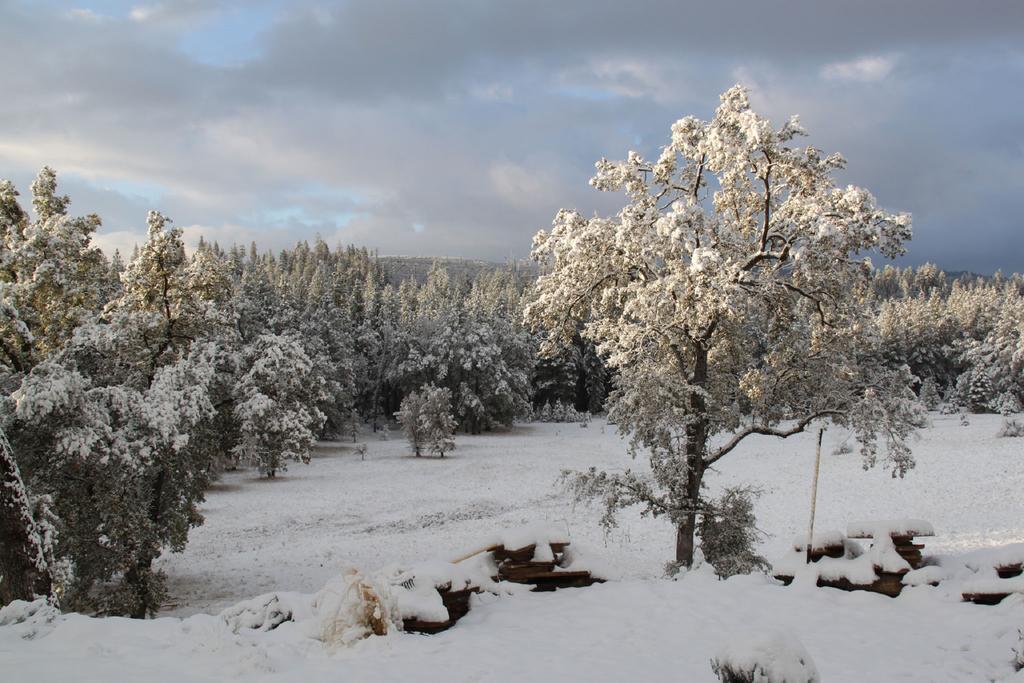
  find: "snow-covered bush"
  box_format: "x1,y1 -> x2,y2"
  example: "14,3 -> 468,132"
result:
995,392 -> 1022,416
420,385 -> 456,457
699,487 -> 770,579
964,369 -> 995,413
316,569 -> 399,648
220,593 -> 293,634
710,631 -> 820,683
919,377 -> 941,410
396,390 -> 427,456
397,385 -> 456,457
831,437 -> 853,455
998,418 -> 1024,438
536,400 -> 590,424
1014,628 -> 1023,672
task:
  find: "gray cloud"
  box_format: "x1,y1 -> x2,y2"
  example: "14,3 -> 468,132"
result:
0,0 -> 1021,271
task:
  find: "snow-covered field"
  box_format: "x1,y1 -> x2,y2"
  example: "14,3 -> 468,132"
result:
3,414 -> 1023,681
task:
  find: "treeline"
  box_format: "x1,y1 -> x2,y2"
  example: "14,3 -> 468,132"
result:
872,264 -> 1024,413
0,169 -> 602,617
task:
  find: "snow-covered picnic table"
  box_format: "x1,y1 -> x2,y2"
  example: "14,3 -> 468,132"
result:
847,519 -> 934,570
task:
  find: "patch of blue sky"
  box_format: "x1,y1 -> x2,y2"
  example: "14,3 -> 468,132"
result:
176,3 -> 283,67
85,175 -> 167,204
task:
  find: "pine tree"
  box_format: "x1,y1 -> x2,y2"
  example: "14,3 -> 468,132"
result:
419,385 -> 456,457
233,334 -> 327,477
396,390 -> 427,456
919,377 -> 941,410
967,369 -> 994,414
0,427 -> 53,606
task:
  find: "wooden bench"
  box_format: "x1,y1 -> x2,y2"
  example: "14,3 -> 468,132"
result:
847,520 -> 934,570
401,540 -> 601,634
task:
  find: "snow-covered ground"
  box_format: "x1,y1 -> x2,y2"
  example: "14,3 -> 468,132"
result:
157,413 -> 1024,616
3,414 -> 1023,681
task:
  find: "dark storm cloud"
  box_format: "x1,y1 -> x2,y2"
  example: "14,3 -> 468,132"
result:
0,0 -> 1021,271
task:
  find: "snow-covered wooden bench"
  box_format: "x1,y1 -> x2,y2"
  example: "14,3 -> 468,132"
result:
773,521 -> 937,598
400,532 -> 603,634
847,519 -> 934,570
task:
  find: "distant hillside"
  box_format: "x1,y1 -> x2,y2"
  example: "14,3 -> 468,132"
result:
378,255 -> 537,285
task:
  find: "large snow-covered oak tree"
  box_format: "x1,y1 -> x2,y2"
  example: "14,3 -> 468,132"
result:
527,86 -> 925,567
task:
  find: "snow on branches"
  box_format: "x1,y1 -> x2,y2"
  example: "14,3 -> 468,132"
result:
528,85 -> 924,566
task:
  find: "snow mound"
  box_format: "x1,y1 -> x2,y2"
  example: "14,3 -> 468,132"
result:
219,592 -> 309,634
901,565 -> 950,587
711,630 -> 820,683
0,598 -> 59,640
847,519 -> 934,538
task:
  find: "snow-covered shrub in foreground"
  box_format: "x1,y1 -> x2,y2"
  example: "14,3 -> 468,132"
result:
0,598 -> 59,640
710,631 -> 820,683
1014,628 -> 1023,672
316,568 -> 400,648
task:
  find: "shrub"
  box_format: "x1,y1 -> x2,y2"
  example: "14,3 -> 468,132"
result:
998,418 -> 1024,438
710,631 -> 820,683
699,487 -> 770,579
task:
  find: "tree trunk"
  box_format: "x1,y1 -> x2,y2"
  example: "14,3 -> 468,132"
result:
675,343 -> 710,567
0,445 -> 52,606
674,456 -> 706,566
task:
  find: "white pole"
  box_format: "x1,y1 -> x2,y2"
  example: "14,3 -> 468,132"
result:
806,427 -> 825,564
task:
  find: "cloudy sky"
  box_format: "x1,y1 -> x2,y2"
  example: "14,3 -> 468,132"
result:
1,1 -> 1022,273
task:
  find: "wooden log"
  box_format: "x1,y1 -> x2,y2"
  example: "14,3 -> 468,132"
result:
962,592 -> 1012,606
996,563 -> 1023,579
402,617 -> 453,634
815,570 -> 905,597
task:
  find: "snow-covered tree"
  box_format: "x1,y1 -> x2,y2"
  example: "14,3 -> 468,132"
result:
232,334 -> 327,477
419,385 -> 456,457
965,368 -> 994,414
396,389 -> 427,456
0,168 -> 107,375
918,377 -> 941,411
529,86 -> 924,566
0,427 -> 53,606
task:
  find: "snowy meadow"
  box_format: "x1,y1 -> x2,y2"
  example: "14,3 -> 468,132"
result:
3,415 -> 1023,681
